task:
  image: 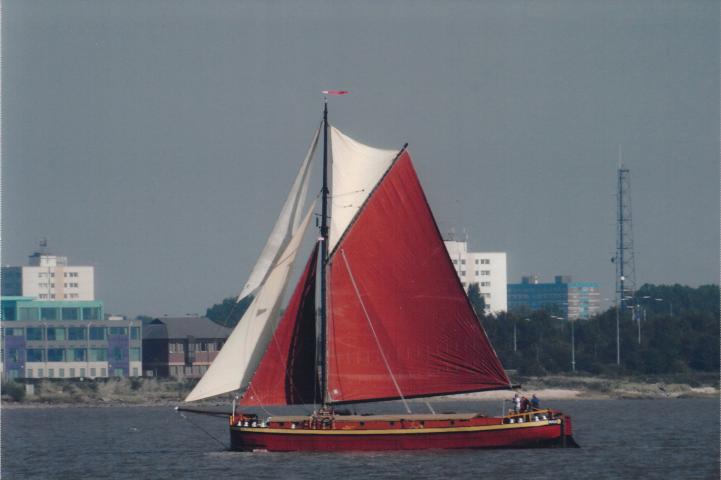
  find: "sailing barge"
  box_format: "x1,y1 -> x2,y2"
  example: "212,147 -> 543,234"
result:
184,95 -> 578,451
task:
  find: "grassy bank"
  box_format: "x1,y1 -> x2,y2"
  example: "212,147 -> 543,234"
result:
1,377 -> 204,406
2,372 -> 717,406
456,372 -> 719,400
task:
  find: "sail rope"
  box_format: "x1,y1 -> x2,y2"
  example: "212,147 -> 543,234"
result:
177,410 -> 229,450
340,249 -> 412,414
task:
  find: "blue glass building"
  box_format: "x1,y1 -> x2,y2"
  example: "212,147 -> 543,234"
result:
1,296 -> 142,379
507,275 -> 600,319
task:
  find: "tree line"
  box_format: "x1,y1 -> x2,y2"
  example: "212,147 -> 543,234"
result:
469,283 -> 719,375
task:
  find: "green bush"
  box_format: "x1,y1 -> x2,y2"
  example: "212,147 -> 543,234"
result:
2,380 -> 26,402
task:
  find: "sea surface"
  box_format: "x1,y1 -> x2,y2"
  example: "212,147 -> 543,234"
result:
2,398 -> 719,479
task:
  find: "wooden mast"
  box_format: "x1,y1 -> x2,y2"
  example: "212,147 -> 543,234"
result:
319,98 -> 329,405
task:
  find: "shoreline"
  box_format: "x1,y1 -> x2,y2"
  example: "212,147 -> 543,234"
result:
2,387 -> 717,410
2,374 -> 717,409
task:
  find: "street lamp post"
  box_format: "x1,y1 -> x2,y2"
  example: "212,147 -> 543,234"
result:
570,317 -> 576,373
552,315 -> 575,373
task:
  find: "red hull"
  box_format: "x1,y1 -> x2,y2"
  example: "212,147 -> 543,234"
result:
229,413 -> 577,452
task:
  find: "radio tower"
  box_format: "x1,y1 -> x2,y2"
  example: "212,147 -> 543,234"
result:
613,147 -> 636,365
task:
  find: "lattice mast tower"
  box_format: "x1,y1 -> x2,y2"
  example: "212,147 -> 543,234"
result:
614,150 -> 637,364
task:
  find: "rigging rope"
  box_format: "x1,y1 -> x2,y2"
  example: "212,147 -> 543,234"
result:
177,410 -> 229,450
340,249 -> 412,414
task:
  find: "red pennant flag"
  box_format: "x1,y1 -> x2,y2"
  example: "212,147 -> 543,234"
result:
322,90 -> 350,96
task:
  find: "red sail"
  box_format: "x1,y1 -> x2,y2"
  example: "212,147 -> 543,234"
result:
326,151 -> 510,403
241,244 -> 320,406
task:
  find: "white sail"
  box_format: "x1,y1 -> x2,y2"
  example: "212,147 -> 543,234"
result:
329,127 -> 398,251
236,126 -> 320,301
185,205 -> 315,402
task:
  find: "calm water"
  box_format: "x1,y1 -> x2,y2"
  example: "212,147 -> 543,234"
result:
2,399 -> 719,479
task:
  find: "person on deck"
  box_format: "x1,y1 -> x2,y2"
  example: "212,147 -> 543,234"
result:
512,393 -> 521,413
531,394 -> 540,410
520,396 -> 529,413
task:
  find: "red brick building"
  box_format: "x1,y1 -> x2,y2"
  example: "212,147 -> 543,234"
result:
142,316 -> 232,378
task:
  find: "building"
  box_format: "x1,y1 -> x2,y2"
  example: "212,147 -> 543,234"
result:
1,244 -> 140,379
2,247 -> 94,301
444,240 -> 507,314
142,317 -> 232,378
507,275 -> 600,319
1,296 -> 142,379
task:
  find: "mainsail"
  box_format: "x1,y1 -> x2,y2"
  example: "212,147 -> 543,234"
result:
185,205 -> 315,402
236,126 -> 320,301
326,140 -> 511,404
241,243 -> 320,406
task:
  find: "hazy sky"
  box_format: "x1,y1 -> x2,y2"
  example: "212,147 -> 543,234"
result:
4,0 -> 719,317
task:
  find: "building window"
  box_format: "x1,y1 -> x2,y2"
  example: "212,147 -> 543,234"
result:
69,368 -> 75,377
48,349 -> 65,361
481,259 -> 490,265
4,328 -> 23,336
89,327 -> 105,340
82,307 -> 100,320
19,308 -> 39,321
109,327 -> 128,336
460,271 -> 466,276
90,368 -> 96,377
111,347 -> 124,361
62,308 -> 79,320
70,349 -> 86,361
27,369 -> 33,378
80,368 -> 86,377
89,348 -> 107,361
481,270 -> 490,276
48,368 -> 55,378
129,348 -> 141,361
47,328 -> 66,341
132,368 -> 139,377
461,259 -> 466,265
100,368 -> 107,377
113,368 -> 124,378
27,349 -> 44,362
130,327 -> 140,340
481,282 -> 491,287
40,307 -> 58,321
59,368 -> 65,378
7,349 -> 22,362
38,368 -> 44,377
68,327 -> 86,340
2,306 -> 16,321
452,259 -> 458,264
